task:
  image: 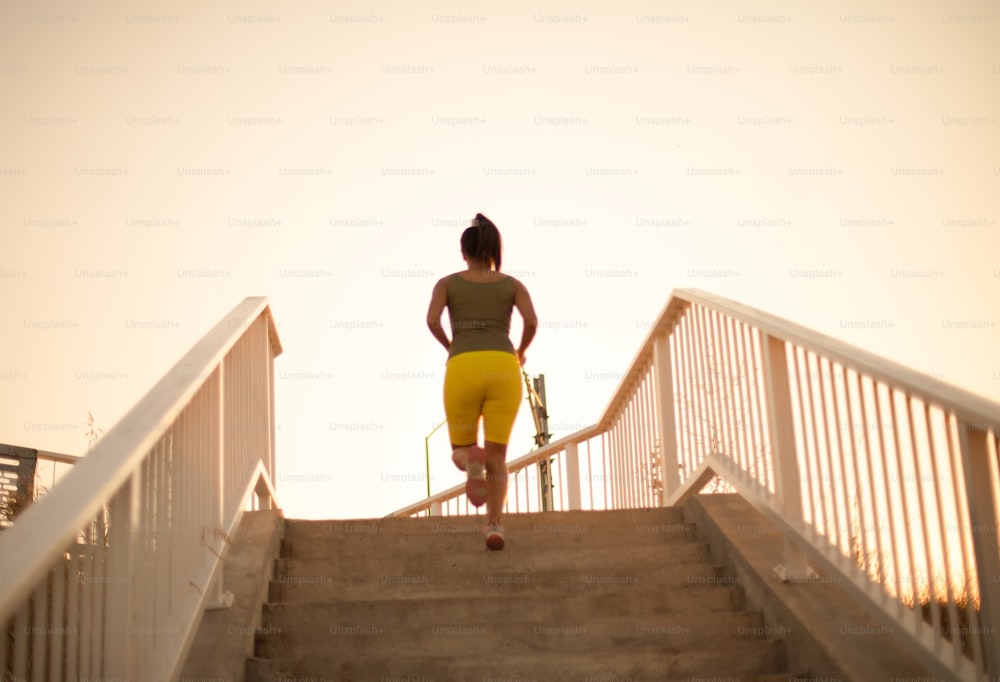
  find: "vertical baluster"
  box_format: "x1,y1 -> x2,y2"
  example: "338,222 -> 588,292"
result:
846,372 -> 876,587
922,405 -> 961,666
628,392 -> 639,508
713,314 -> 734,470
174,407 -> 190,650
675,317 -> 692,483
0,613 -> 8,677
79,519 -> 93,677
632,375 -> 645,507
155,437 -> 168,672
761,334 -> 807,579
621,403 -> 635,509
620,401 -> 631,509
637,366 -> 649,505
957,424 -> 1000,680
48,552 -> 65,680
905,398 -> 940,649
814,357 -> 842,555
65,532 -> 80,681
749,327 -> 771,493
791,348 -> 818,537
12,600 -> 29,681
604,421 -> 621,509
684,308 -> 702,471
887,387 -> 922,628
690,306 -> 711,471
611,421 -> 623,509
733,318 -> 752,482
713,313 -> 737,472
642,368 -> 658,506
651,328 -> 677,505
586,435 -> 592,510
602,427 -> 612,510
601,431 -> 611,511
140,446 -> 153,676
885,386 -> 920,624
870,381 -> 903,613
30,575 -> 46,681
828,363 -> 853,569
565,442 -> 581,511
730,319 -> 751,483
214,360 -> 227,608
93,511 -> 107,680
635,374 -> 648,507
806,352 -> 827,540
105,471 -> 137,680
943,414 -> 985,672
684,318 -> 700,481
702,309 -> 724,463
684,310 -> 702,476
553,451 -> 564,511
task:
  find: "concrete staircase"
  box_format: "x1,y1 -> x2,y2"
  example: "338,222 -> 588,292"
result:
245,506 -> 798,681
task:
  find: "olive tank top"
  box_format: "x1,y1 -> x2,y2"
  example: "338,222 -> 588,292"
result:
446,273 -> 517,358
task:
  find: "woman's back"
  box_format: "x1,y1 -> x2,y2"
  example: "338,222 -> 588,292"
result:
446,272 -> 516,357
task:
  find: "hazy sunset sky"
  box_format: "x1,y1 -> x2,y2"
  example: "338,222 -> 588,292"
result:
1,0 -> 998,520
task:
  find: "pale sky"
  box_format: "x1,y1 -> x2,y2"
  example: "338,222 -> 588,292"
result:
1,0 -> 998,520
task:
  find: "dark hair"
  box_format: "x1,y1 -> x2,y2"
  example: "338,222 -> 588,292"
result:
460,213 -> 503,271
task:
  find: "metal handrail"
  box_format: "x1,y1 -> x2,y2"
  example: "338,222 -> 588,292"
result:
390,287 -> 1000,682
424,419 -> 447,499
0,296 -> 283,681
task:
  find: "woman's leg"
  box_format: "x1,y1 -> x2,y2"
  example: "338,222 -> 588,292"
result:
451,446 -> 469,471
443,355 -> 481,472
480,352 -> 523,532
483,441 -> 509,526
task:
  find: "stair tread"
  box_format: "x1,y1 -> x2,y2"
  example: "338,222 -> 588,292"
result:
275,539 -> 710,569
254,610 -> 772,658
287,506 -> 686,533
268,565 -> 740,604
247,637 -> 786,680
281,520 -> 697,556
261,587 -> 743,617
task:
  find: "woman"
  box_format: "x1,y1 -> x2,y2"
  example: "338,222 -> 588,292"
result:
426,213 -> 538,550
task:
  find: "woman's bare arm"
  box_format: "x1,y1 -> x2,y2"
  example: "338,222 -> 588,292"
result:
426,277 -> 451,352
513,278 -> 537,365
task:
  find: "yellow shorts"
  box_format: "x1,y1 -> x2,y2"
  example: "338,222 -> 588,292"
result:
443,350 -> 523,446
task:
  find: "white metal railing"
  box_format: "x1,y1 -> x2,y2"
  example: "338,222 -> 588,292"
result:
389,287 -> 1000,682
0,296 -> 283,681
34,451 -> 81,500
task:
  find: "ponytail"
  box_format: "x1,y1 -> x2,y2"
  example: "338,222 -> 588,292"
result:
461,213 -> 503,271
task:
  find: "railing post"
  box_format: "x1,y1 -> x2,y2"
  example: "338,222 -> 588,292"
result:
760,334 -> 809,580
958,424 -> 1000,680
104,470 -> 139,680
564,442 -> 582,510
653,331 -> 680,502
268,318 -> 277,494
208,361 -> 233,610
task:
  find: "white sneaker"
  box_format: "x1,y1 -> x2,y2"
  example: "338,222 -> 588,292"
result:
485,523 -> 505,551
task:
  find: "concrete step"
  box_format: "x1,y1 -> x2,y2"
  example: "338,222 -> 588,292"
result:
246,637 -> 787,681
254,605 -> 766,658
269,561 -> 739,604
282,509 -> 694,556
259,588 -> 746,638
291,506 -> 686,536
273,537 -> 710,583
